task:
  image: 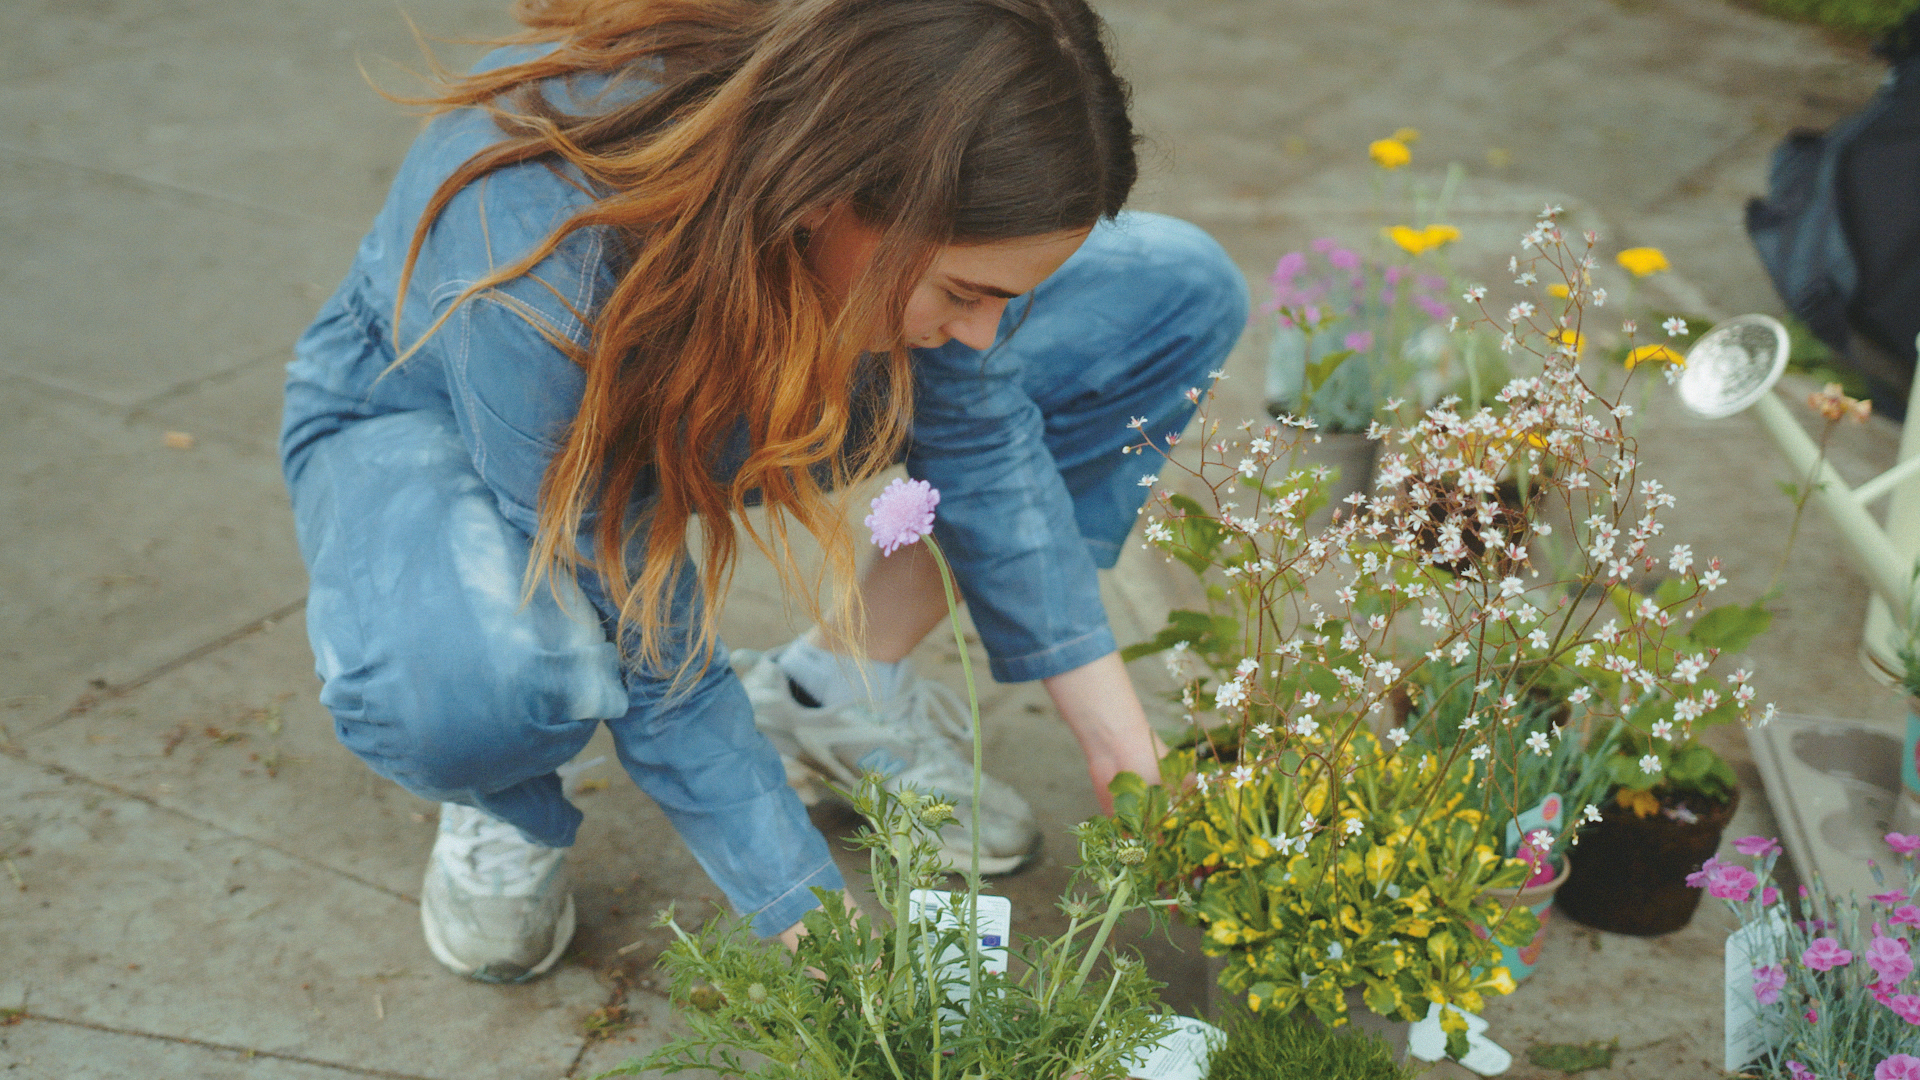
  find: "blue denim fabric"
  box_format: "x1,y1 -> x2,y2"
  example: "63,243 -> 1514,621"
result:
279,47 -> 1247,936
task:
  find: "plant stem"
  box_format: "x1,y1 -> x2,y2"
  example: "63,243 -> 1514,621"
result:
921,537 -> 985,1015
1069,874 -> 1133,997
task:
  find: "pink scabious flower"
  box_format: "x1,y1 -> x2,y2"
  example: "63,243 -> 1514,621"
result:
865,478 -> 939,556
1869,934 -> 1914,985
1803,937 -> 1854,972
1878,1054 -> 1920,1080
1888,833 -> 1920,856
1734,836 -> 1783,859
1752,963 -> 1786,1005
1889,993 -> 1920,1025
1787,1062 -> 1815,1080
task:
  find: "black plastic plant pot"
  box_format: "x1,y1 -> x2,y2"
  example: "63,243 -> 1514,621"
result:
1554,787 -> 1740,936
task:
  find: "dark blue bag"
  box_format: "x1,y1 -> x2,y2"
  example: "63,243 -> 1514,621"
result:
1747,12 -> 1920,417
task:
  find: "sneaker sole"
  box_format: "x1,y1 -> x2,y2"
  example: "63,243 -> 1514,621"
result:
421,893 -> 576,984
782,755 -> 1038,875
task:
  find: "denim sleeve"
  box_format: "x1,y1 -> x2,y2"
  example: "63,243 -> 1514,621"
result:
907,324 -> 1116,684
435,237 -> 844,935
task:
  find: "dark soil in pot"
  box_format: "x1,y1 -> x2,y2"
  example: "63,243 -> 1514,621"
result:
1555,788 -> 1740,936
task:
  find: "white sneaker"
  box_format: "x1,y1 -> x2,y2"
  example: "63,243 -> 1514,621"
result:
735,648 -> 1041,875
420,803 -> 576,983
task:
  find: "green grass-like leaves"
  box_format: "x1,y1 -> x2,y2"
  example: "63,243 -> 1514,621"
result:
1203,1008 -> 1413,1080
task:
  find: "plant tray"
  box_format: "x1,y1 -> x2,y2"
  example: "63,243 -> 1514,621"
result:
1747,712 -> 1905,902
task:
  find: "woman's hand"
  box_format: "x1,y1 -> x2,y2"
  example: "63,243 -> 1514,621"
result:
775,889 -> 866,953
1042,651 -> 1166,814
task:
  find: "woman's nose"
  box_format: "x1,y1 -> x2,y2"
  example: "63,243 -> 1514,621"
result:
946,300 -> 1006,352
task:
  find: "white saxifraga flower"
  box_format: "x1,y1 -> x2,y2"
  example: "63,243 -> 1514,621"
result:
1700,569 -> 1725,591
1673,653 -> 1708,684
1582,803 -> 1604,824
1663,316 -> 1688,337
1236,657 -> 1261,677
1238,458 -> 1258,478
1568,686 -> 1593,704
1527,828 -> 1554,853
1527,628 -> 1550,651
1386,726 -> 1410,747
1292,714 -> 1319,738
1470,744 -> 1491,761
1669,544 -> 1694,574
1639,754 -> 1663,775
1343,817 -> 1365,836
1215,679 -> 1247,710
1651,720 -> 1674,740
1230,764 -> 1254,786
1525,731 -> 1551,756
1500,576 -> 1525,598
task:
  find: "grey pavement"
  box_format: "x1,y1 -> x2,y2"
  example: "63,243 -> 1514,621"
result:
0,1 -> 1905,1077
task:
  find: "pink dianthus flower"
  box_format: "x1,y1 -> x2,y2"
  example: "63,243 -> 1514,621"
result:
1751,964 -> 1785,1005
1888,833 -> 1920,856
1877,1053 -> 1920,1080
1734,836 -> 1783,859
1803,937 -> 1853,972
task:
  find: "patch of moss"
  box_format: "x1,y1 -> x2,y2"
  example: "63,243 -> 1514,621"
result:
1742,0 -> 1919,37
1205,1009 -> 1413,1080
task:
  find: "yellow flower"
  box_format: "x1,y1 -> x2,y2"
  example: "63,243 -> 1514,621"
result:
1370,138 -> 1412,170
1623,344 -> 1685,370
1393,127 -> 1421,144
1617,786 -> 1660,817
1616,247 -> 1670,277
1388,223 -> 1459,255
1546,283 -> 1570,298
1548,328 -> 1585,357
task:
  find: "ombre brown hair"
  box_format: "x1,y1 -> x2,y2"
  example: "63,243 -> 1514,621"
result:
396,0 -> 1137,675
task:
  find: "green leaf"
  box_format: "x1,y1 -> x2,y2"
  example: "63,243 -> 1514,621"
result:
1109,770 -> 1150,830
1777,480 -> 1800,500
1688,602 -> 1772,654
1304,348 -> 1356,393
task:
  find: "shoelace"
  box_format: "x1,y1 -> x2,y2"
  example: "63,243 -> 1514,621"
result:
437,805 -> 554,896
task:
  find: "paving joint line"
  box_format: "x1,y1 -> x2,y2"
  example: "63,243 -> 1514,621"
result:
0,142 -> 361,233
123,347 -> 293,420
30,597 -> 308,737
6,753 -> 418,904
4,1011 -> 446,1079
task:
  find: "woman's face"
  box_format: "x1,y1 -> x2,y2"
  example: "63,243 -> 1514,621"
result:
805,204 -> 1090,352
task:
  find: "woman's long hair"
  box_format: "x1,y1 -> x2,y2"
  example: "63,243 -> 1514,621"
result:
395,0 -> 1137,676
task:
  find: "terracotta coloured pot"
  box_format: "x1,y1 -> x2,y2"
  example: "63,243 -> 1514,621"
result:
1555,788 -> 1740,936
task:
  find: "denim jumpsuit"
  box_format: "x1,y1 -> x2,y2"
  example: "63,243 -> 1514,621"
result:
280,46 -> 1249,936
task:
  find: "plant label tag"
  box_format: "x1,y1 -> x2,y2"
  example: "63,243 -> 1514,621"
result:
1121,1015 -> 1225,1080
907,890 -> 1011,973
1724,913 -> 1787,1070
1505,792 -> 1563,855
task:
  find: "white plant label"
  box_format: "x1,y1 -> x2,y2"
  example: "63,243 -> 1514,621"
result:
907,890 -> 1011,974
1122,1015 -> 1225,1080
1724,913 -> 1787,1071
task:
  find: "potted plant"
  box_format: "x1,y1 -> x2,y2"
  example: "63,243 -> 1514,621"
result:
1551,579 -> 1772,936
1697,829 -> 1920,1080
1115,207 -> 1769,1063
1260,134 -> 1466,506
610,481 -> 1173,1080
1399,658 -> 1625,980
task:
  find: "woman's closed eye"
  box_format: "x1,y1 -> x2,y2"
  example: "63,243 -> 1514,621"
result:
944,289 -> 984,310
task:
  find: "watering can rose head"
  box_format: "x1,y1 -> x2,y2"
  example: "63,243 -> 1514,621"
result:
864,478 -> 940,555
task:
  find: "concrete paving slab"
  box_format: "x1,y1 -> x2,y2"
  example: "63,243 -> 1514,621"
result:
0,1 -> 513,230
0,752 -> 602,1080
0,376 -> 305,733
0,151 -> 353,408
0,1016 -> 418,1080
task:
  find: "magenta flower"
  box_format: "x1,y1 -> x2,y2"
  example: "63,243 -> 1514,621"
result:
1707,862 -> 1758,902
1787,1062 -> 1815,1080
865,478 -> 939,556
1869,934 -> 1914,985
1763,887 -> 1781,906
1893,905 -> 1920,929
1876,890 -> 1911,905
1889,993 -> 1920,1025
1752,963 -> 1786,1005
1685,855 -> 1726,889
1734,836 -> 1783,859
1888,833 -> 1920,856
1878,1054 -> 1920,1080
1803,937 -> 1854,972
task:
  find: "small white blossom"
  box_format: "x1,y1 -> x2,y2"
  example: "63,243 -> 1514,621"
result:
1385,726 -> 1410,747
1651,720 -> 1674,740
1663,316 -> 1688,337
1138,474 -> 1156,487
1470,744 -> 1491,761
1525,731 -> 1551,756
1582,803 -> 1604,824
1291,714 -> 1319,738
1343,817 -> 1365,836
1638,753 -> 1663,775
